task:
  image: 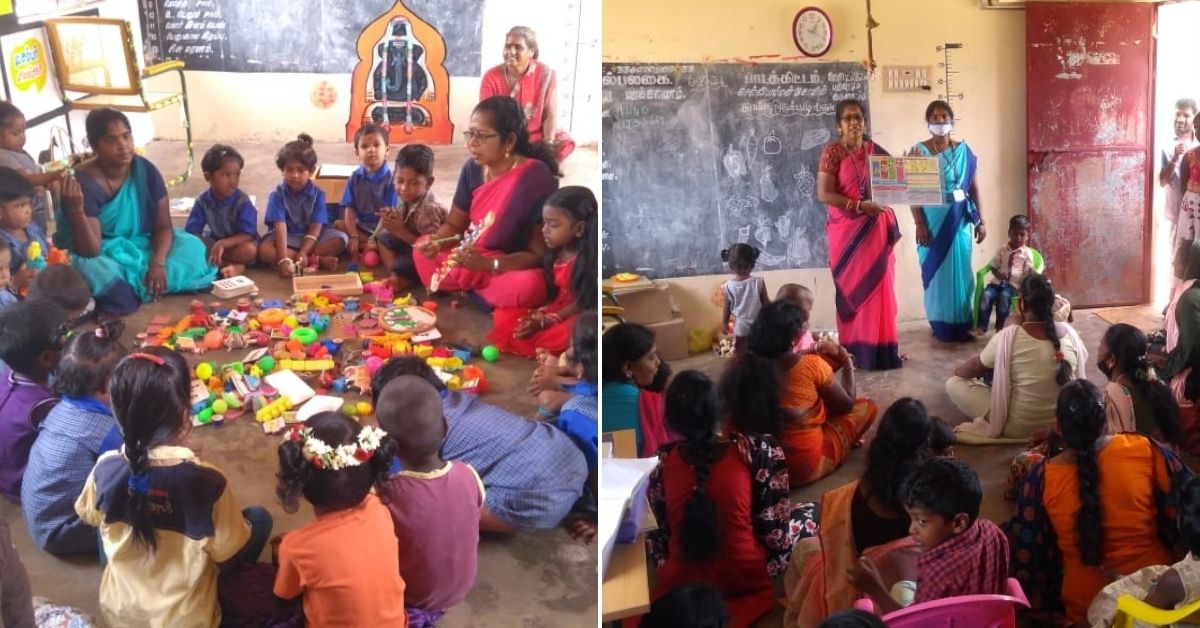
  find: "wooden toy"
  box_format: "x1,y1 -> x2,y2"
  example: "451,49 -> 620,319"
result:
429,210 -> 495,292
292,273 -> 364,297
380,305 -> 436,334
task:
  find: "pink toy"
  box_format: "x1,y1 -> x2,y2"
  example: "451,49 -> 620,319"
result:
374,284 -> 394,303
363,250 -> 381,267
365,355 -> 384,376
853,578 -> 1028,628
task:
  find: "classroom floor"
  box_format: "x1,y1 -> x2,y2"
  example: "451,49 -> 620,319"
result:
0,140 -> 600,627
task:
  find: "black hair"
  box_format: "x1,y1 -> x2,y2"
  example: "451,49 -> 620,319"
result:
28,265 -> 92,313
395,144 -> 435,178
0,166 -> 34,203
835,99 -> 868,132
719,300 -> 806,436
108,347 -> 191,552
275,133 -> 318,171
53,319 -> 126,398
200,143 -> 244,175
0,298 -> 66,376
639,583 -> 729,628
924,99 -> 955,122
1020,273 -> 1072,386
374,377 -> 443,461
720,243 -> 759,275
473,96 -> 561,176
864,398 -> 934,513
1102,323 -> 1185,448
902,457 -> 982,524
1179,476 -> 1200,557
372,356 -> 446,406
1177,98 -> 1198,115
543,185 -> 597,309
929,416 -> 956,455
0,101 -> 23,129
353,123 -> 389,148
1057,379 -> 1107,566
818,609 -> 888,628
276,411 -> 397,514
1009,214 -> 1031,232
84,108 -> 131,150
664,370 -> 721,562
571,313 -> 598,385
602,323 -> 671,392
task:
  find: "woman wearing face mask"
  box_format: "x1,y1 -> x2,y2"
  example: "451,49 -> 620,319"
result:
908,100 -> 985,343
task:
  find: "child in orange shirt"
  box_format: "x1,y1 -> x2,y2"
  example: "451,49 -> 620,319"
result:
274,412 -> 408,627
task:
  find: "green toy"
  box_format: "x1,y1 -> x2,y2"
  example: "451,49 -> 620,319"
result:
481,345 -> 500,362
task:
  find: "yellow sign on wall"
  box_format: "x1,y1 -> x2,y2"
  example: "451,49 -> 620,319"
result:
9,38 -> 47,92
0,0 -> 12,17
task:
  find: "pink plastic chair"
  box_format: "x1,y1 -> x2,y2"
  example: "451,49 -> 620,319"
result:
852,577 -> 1029,628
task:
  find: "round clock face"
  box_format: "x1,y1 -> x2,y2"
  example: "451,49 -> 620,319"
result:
793,7 -> 833,57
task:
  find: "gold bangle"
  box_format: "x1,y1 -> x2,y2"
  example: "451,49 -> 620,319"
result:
302,234 -> 318,242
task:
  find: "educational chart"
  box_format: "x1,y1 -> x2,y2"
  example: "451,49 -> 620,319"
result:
602,62 -> 868,278
136,0 -> 482,76
869,156 -> 943,206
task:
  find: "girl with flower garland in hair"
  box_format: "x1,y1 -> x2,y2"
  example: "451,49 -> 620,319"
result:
274,412 -> 407,627
75,347 -> 273,628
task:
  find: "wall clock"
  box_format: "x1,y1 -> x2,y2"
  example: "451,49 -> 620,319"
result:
793,7 -> 833,58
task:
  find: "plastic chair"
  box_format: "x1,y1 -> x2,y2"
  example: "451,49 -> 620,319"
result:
853,577 -> 1029,628
1112,594 -> 1200,627
972,248 -> 1045,330
43,16 -> 192,186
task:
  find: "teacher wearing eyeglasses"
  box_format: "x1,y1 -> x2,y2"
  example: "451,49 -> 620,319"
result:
412,96 -> 560,308
815,98 -> 903,370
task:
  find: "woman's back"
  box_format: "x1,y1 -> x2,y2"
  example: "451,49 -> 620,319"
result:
993,326 -> 1080,437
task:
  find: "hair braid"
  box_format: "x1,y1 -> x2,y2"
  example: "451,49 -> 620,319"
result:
1022,274 -> 1071,385
1057,380 -> 1106,566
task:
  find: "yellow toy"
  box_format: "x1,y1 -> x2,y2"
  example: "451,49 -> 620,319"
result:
413,344 -> 433,358
256,396 -> 293,422
355,401 -> 372,416
278,359 -> 335,372
426,356 -> 463,371
1113,595 -> 1200,627
393,293 -> 412,306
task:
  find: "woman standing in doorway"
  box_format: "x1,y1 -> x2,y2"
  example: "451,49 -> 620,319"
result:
910,100 -> 985,342
816,99 -> 902,370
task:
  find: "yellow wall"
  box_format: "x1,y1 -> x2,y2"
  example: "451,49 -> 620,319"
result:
603,0 -> 1026,331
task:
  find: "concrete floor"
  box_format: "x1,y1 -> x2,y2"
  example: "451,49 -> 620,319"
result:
0,140 -> 600,627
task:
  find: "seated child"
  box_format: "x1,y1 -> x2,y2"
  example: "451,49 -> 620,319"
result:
372,357 -> 587,533
489,186 -> 596,358
977,215 -> 1034,334
22,319 -> 125,554
0,299 -> 65,503
274,412 -> 406,627
76,348 -> 271,626
377,376 -> 482,626
556,315 -> 599,471
0,240 -> 16,310
27,264 -> 93,325
719,243 -> 768,355
849,457 -> 1009,613
777,283 -> 817,352
334,124 -> 396,263
376,144 -> 447,290
258,133 -> 347,277
185,144 -> 259,278
0,167 -> 49,296
1087,475 -> 1200,626
0,102 -> 66,232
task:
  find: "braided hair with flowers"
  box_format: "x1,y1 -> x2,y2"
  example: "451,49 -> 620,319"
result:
276,411 -> 397,514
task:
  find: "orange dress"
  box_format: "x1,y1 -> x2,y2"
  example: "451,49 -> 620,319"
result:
778,354 -> 877,487
1042,434 -> 1175,622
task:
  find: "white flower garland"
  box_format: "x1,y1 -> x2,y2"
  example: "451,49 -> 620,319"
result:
289,425 -> 388,470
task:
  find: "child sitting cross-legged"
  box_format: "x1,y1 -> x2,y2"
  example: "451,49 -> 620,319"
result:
849,457 -> 1010,613
274,412 -> 407,627
22,319 -> 125,555
377,376 -> 483,627
0,299 -> 65,503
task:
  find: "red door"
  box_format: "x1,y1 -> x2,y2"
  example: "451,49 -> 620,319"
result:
1027,2 -> 1155,307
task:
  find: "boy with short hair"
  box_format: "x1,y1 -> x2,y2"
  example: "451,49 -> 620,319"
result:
27,264 -> 93,324
849,457 -> 1009,613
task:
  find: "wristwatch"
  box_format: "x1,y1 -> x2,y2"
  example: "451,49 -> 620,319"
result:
491,258 -> 501,274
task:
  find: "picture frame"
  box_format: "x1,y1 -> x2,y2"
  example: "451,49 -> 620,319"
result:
979,0 -> 1024,8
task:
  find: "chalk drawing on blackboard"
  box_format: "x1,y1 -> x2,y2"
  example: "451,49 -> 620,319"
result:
760,251 -> 787,266
736,225 -> 751,243
602,228 -> 610,252
776,213 -> 792,240
788,228 -> 813,266
763,130 -> 782,155
754,215 -> 774,247
723,145 -> 746,177
801,128 -> 831,151
724,196 -> 755,218
760,167 -> 779,203
742,129 -> 758,161
794,166 -> 816,197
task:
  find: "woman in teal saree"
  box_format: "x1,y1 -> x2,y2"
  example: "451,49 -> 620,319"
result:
909,100 -> 986,342
56,108 -> 214,315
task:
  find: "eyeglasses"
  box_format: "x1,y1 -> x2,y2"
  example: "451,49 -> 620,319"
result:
462,130 -> 500,144
841,114 -> 864,122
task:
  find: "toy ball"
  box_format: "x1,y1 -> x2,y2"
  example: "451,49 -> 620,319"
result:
481,345 -> 500,362
212,399 -> 229,415
362,250 -> 381,267
342,403 -> 358,417
258,356 -> 276,373
355,401 -> 373,416
203,330 -> 224,350
195,362 -> 214,381
365,355 -> 384,376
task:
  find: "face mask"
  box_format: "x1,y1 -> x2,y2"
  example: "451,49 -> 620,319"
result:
928,123 -> 953,137
1098,359 -> 1113,379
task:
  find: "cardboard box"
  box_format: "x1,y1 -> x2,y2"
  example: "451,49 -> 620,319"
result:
612,282 -> 676,325
645,317 -> 689,361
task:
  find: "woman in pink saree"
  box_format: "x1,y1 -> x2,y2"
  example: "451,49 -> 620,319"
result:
412,96 -> 559,309
815,99 -> 903,370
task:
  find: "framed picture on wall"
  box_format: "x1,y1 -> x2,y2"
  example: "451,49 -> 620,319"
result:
16,0 -> 102,24
0,26 -> 62,121
979,0 -> 1024,8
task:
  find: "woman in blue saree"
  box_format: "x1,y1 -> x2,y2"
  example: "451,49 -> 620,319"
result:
56,108 -> 215,315
909,100 -> 986,342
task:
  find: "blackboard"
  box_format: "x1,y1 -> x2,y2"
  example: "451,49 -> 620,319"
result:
137,0 -> 482,76
601,62 -> 869,279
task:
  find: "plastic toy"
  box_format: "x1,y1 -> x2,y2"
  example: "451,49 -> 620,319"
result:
257,308 -> 287,328
362,250 -> 380,267
212,399 -> 228,415
355,401 -> 372,416
25,242 -> 45,271
365,355 -> 384,375
195,362 -> 214,380
203,329 -> 224,350
289,327 -> 319,345
481,345 -> 499,362
258,356 -> 277,373
255,396 -> 294,422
